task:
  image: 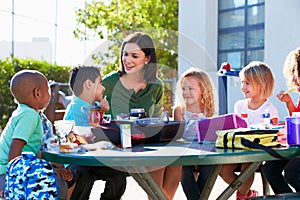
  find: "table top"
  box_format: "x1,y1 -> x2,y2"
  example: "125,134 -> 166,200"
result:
42,141 -> 300,167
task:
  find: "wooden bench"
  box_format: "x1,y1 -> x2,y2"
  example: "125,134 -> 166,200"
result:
44,82 -> 69,123
54,110 -> 65,121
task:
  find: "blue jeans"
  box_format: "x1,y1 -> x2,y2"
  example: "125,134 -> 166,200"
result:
262,157 -> 300,194
181,165 -> 213,200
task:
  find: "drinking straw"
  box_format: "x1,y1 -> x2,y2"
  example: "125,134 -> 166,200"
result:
284,88 -> 297,94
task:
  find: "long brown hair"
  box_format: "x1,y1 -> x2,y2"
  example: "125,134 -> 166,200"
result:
118,32 -> 158,83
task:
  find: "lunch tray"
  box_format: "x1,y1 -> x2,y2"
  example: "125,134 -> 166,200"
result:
91,120 -> 185,146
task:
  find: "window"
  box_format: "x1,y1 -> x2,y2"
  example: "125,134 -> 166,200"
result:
218,0 -> 265,69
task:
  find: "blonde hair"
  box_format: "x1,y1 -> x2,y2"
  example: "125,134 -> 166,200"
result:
174,67 -> 216,117
283,47 -> 300,88
239,61 -> 274,99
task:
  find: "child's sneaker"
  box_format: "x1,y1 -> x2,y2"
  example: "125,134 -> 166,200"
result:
236,190 -> 258,200
247,190 -> 258,199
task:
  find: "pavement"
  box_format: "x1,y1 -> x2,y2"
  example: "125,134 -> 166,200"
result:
89,173 -> 271,200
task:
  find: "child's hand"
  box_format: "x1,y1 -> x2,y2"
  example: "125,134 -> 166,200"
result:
100,97 -> 109,113
276,90 -> 293,103
54,168 -> 73,181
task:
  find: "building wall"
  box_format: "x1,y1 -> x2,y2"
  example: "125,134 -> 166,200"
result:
0,38 -> 52,62
179,0 -> 300,121
178,0 -> 219,112
265,0 -> 300,120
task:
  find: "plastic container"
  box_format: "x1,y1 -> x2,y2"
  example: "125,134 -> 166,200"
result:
90,120 -> 185,145
286,117 -> 300,146
130,108 -> 146,119
261,112 -> 271,126
120,124 -> 132,148
197,113 -> 248,143
81,105 -> 103,127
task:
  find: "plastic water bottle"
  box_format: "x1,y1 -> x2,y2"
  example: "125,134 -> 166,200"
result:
261,110 -> 271,128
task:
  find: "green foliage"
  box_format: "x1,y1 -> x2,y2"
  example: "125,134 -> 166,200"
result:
74,0 -> 178,80
73,0 -> 179,115
0,57 -> 70,130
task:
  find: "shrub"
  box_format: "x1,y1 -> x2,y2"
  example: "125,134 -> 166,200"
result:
0,57 -> 71,130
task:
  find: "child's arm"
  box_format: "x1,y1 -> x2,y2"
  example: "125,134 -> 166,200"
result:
37,150 -> 42,158
8,139 -> 26,162
276,91 -> 296,116
173,106 -> 184,121
52,163 -> 65,168
54,167 -> 73,181
271,117 -> 279,125
51,163 -> 73,181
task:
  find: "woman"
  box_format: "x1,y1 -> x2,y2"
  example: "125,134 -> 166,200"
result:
103,32 -> 180,199
103,32 -> 163,119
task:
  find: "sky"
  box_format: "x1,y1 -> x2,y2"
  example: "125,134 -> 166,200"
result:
0,0 -> 103,66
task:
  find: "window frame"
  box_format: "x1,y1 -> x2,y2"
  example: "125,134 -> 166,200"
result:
218,0 -> 265,69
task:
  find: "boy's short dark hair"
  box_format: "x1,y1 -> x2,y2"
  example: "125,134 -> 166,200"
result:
69,66 -> 101,96
10,69 -> 47,104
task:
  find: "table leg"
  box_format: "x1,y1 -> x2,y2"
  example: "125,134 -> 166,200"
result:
199,165 -> 222,200
126,167 -> 168,200
216,161 -> 262,200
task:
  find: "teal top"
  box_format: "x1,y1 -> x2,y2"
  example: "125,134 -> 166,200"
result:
0,104 -> 43,174
64,96 -> 91,126
102,71 -> 164,119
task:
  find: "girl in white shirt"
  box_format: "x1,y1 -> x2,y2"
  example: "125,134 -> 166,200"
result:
219,61 -> 279,200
